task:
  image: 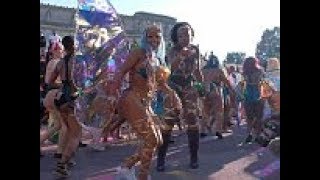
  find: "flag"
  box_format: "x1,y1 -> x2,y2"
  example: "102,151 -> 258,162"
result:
74,0 -> 129,123
74,0 -> 128,90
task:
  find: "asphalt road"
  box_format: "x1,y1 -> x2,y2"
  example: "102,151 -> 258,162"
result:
40,124 -> 280,180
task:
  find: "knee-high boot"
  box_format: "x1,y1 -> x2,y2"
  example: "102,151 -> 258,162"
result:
156,130 -> 171,171
187,129 -> 199,169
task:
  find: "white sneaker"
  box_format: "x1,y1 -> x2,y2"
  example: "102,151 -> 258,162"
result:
89,143 -> 105,151
115,166 -> 136,180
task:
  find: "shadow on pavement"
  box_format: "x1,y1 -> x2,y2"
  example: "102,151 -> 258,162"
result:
40,124 -> 280,180
148,125 -> 279,180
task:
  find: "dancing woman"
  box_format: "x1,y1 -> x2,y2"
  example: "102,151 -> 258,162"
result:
40,41 -> 65,157
242,57 -> 265,143
202,57 -> 236,139
43,36 -> 81,177
164,22 -> 203,169
109,25 -> 172,180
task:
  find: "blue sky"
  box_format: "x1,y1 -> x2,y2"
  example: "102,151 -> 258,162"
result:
40,0 -> 280,60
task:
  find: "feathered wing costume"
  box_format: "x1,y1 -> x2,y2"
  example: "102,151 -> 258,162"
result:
73,0 -> 129,146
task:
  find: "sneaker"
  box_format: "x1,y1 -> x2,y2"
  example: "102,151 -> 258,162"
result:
89,143 -> 105,151
115,166 -> 136,180
216,132 -> 223,139
53,168 -> 70,178
53,162 -> 70,178
268,137 -> 280,157
68,159 -> 77,168
222,129 -> 233,133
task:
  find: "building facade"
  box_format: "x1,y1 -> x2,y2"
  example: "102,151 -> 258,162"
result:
40,4 -> 77,38
40,4 -> 177,49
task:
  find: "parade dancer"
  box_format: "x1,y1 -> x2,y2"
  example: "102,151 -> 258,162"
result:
109,25 -> 171,180
202,56 -> 236,138
242,57 -> 265,143
161,22 -> 203,169
44,36 -> 81,177
40,41 -> 66,157
225,66 -> 241,128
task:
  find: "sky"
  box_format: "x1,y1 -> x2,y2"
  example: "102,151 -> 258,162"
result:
40,0 -> 280,61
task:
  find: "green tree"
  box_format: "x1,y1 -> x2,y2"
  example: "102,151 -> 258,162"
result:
255,27 -> 280,67
225,52 -> 246,64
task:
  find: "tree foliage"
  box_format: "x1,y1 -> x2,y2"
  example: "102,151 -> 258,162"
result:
225,52 -> 246,64
255,27 -> 280,66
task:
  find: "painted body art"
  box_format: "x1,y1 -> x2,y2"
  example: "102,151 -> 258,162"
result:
109,25 -> 168,180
